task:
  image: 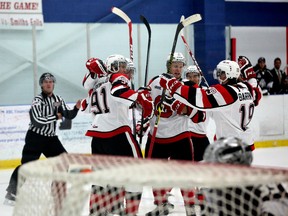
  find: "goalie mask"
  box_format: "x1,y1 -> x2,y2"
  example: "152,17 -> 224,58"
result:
214,60 -> 240,84
39,72 -> 56,86
105,54 -> 127,73
203,137 -> 253,165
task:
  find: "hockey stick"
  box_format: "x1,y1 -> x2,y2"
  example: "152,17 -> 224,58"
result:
140,15 -> 151,86
147,14 -> 202,158
180,15 -> 209,87
139,15 -> 151,146
112,7 -> 137,136
112,7 -> 133,61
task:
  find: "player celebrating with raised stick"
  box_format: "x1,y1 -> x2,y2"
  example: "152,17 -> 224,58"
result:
159,60 -> 262,147
143,52 -> 207,216
82,54 -> 154,216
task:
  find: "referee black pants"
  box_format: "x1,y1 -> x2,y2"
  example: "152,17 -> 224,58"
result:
6,130 -> 67,195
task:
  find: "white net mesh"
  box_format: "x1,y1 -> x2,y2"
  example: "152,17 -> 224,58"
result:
13,153 -> 288,216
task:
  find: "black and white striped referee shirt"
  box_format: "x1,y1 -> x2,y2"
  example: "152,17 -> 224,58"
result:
29,92 -> 79,136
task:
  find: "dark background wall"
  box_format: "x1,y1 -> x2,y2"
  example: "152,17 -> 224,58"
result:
42,0 -> 288,26
42,0 -> 288,84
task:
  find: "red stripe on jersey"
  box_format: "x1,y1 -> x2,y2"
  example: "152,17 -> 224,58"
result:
119,89 -> 136,99
109,73 -> 130,83
201,89 -> 213,108
85,126 -> 132,138
127,132 -> 143,158
180,85 -> 190,100
215,84 -> 235,104
190,132 -> 207,138
191,112 -> 199,123
82,76 -> 87,86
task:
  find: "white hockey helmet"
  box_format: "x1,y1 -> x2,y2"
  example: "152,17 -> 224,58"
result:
167,52 -> 186,65
105,54 -> 127,73
185,65 -> 201,83
185,65 -> 200,76
203,137 -> 253,165
214,60 -> 240,84
39,72 -> 56,86
166,52 -> 186,72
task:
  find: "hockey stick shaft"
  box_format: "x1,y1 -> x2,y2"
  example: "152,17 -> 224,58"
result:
139,15 -> 151,146
112,7 -> 133,61
140,15 -> 151,86
112,7 -> 136,136
147,14 -> 202,158
180,15 -> 209,87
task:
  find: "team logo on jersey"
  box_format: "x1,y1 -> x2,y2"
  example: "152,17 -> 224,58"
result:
205,87 -> 217,95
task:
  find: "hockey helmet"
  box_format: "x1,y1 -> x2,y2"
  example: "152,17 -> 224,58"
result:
186,64 -> 201,76
166,52 -> 186,72
105,54 -> 127,73
39,72 -> 56,86
215,60 -> 240,84
203,137 -> 253,165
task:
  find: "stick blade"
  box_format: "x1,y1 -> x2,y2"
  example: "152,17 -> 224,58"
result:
140,15 -> 151,34
182,14 -> 202,27
112,7 -> 131,23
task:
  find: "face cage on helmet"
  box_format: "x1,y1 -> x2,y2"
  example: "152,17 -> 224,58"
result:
217,143 -> 253,165
214,68 -> 228,84
109,61 -> 127,73
126,66 -> 136,75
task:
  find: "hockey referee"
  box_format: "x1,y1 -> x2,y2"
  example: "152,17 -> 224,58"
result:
4,72 -> 81,205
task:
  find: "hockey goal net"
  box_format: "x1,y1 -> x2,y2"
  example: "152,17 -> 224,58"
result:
13,153 -> 288,216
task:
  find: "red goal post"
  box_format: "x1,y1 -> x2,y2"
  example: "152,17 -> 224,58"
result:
13,153 -> 288,216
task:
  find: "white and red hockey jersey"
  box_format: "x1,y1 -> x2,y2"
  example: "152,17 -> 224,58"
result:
174,82 -> 261,145
85,73 -> 137,138
147,76 -> 192,143
184,81 -> 209,137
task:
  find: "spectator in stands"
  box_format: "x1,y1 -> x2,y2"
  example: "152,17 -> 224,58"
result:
279,76 -> 288,94
253,57 -> 273,95
270,57 -> 287,94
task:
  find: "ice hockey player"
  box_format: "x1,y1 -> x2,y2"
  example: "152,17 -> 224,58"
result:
158,59 -> 262,146
83,54 -> 154,216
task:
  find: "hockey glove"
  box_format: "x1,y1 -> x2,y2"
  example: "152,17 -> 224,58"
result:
253,86 -> 262,106
86,58 -> 107,78
159,73 -> 183,95
80,98 -> 88,112
136,90 -> 154,121
137,86 -> 151,97
238,56 -> 256,80
135,120 -> 150,138
163,95 -> 185,115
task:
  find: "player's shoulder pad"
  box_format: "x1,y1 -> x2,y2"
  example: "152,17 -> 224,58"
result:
147,75 -> 161,86
109,73 -> 130,85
